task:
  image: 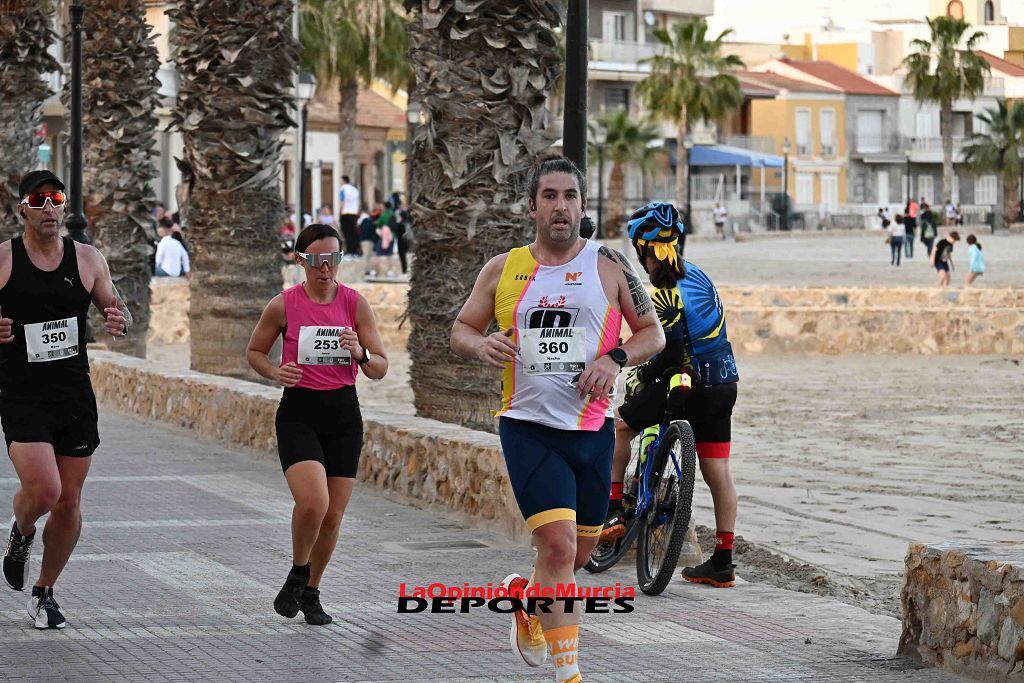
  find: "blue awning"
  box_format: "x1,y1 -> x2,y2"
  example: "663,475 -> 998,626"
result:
688,144 -> 784,168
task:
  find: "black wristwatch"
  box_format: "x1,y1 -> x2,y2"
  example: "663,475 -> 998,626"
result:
607,347 -> 628,369
356,346 -> 371,365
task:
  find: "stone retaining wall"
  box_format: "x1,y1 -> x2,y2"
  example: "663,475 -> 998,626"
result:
900,542 -> 1024,681
89,351 -> 530,542
148,280 -> 1024,356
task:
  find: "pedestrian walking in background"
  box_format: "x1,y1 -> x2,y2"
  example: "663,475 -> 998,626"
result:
919,202 -> 937,256
888,215 -> 905,266
965,234 -> 985,286
337,176 -> 361,258
932,231 -> 959,287
903,199 -> 918,258
878,207 -> 892,230
390,192 -> 410,276
373,201 -> 399,279
713,202 -> 727,240
358,207 -> 377,277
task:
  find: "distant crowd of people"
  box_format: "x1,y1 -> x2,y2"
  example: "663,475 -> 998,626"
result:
878,197 -> 984,286
279,178 -> 412,286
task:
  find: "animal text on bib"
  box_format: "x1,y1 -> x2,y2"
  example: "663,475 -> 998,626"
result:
297,326 -> 352,365
24,317 -> 79,363
518,327 -> 586,375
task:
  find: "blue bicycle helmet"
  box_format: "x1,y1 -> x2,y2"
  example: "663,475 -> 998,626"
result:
627,202 -> 684,243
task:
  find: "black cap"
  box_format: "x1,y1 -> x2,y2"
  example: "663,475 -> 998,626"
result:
18,170 -> 65,198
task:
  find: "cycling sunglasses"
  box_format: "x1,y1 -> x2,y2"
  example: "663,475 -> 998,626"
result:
20,191 -> 67,209
297,251 -> 344,267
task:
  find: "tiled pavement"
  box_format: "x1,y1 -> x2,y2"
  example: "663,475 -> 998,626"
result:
0,412 -> 965,682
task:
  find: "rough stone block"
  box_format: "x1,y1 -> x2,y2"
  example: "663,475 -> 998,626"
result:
901,541 -> 1024,681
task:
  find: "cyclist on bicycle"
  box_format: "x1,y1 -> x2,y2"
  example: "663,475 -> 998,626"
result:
601,202 -> 740,588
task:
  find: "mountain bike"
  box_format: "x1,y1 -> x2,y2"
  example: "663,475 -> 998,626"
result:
584,372 -> 697,596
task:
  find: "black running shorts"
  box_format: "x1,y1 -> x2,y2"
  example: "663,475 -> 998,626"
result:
275,386 -> 363,477
618,380 -> 737,445
1,390 -> 100,458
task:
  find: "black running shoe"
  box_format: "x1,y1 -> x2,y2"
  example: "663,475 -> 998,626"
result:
273,564 -> 310,618
600,510 -> 631,542
29,586 -> 66,629
4,516 -> 34,592
681,559 -> 736,588
300,587 -> 333,626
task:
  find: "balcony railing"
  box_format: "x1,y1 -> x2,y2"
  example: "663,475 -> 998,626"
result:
911,136 -> 967,153
851,133 -> 903,154
723,134 -> 776,154
590,40 -> 660,68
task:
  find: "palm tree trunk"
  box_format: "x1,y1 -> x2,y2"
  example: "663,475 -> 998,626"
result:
168,1 -> 298,380
405,1 -> 562,430
606,161 -> 626,238
1002,172 -> 1017,230
73,0 -> 160,358
676,116 -> 688,226
940,100 -> 954,207
0,6 -> 61,241
339,78 -> 359,186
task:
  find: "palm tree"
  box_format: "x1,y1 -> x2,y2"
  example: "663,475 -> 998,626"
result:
301,0 -> 410,182
0,3 -> 61,241
167,2 -> 298,379
68,1 -> 160,358
403,0 -> 562,430
636,19 -> 744,218
903,16 -> 990,207
961,100 -> 1024,229
590,109 -> 665,238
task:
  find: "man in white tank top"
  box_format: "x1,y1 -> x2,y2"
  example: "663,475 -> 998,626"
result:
451,156 -> 664,683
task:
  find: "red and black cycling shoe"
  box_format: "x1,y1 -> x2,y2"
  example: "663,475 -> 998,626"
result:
599,510 -> 631,542
681,559 -> 736,588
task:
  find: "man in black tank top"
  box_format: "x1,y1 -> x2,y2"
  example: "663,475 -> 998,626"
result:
0,171 -> 127,629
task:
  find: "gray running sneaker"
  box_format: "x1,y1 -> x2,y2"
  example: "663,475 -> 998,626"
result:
3,516 -> 34,592
29,586 -> 66,629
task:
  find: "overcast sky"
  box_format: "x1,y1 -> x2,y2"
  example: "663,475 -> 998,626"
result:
708,0 -> 1024,43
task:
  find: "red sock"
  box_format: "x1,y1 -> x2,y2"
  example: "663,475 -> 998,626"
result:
715,531 -> 734,550
609,482 -> 623,501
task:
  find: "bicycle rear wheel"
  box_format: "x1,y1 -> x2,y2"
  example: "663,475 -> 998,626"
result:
635,421 -> 696,595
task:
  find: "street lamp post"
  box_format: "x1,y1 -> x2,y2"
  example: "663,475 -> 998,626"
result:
592,126 -> 606,239
905,140 -> 913,209
66,2 -> 89,245
296,71 -> 317,228
683,134 -> 693,250
1018,147 -> 1023,223
780,137 -> 791,230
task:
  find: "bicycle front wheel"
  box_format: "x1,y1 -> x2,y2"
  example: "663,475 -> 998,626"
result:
635,421 -> 696,595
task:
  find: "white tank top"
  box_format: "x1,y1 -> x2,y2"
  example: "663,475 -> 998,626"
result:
494,239 -> 622,431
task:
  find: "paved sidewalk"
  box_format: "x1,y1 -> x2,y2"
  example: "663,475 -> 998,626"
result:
0,412 -> 963,682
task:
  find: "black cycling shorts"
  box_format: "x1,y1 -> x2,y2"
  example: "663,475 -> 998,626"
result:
1,390 -> 100,458
275,386 -> 363,478
618,380 -> 737,446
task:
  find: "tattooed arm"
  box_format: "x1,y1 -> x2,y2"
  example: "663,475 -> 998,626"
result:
596,245 -> 664,367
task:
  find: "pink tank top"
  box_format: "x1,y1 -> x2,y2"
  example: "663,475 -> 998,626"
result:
281,283 -> 360,390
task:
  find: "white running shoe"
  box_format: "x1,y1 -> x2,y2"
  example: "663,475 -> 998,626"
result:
501,573 -> 547,667
3,516 -> 33,592
29,586 -> 66,629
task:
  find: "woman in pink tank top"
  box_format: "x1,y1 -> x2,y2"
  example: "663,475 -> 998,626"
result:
245,224 -> 388,626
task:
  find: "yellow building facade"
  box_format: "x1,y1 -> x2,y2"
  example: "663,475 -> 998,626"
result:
746,78 -> 847,210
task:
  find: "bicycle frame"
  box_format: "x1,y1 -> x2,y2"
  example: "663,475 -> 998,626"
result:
633,419 -> 684,524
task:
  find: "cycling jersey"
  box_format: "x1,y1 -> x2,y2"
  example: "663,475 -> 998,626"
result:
649,260 -> 738,385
